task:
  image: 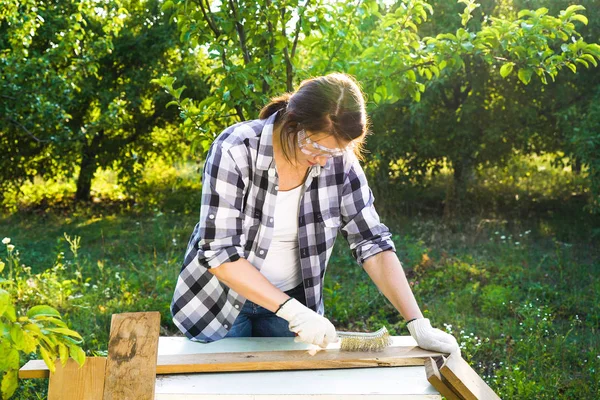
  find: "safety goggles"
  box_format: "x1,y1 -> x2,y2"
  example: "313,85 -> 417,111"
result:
297,129 -> 354,158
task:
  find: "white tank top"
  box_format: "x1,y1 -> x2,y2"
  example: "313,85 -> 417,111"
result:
259,185 -> 303,291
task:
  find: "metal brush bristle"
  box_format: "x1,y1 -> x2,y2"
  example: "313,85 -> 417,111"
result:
338,327 -> 393,352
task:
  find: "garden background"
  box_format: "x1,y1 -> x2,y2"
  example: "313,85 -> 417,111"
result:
1,0 -> 599,398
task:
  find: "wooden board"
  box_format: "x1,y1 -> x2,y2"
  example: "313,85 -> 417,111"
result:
48,357 -> 107,400
155,366 -> 441,399
20,345 -> 443,378
154,337 -> 441,399
155,345 -> 443,374
19,360 -> 56,379
439,353 -> 501,400
102,311 -> 161,400
424,357 -> 463,400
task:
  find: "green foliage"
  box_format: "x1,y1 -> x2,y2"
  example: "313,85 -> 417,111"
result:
3,0 -> 600,214
0,0 -> 208,202
154,0 -> 600,217
561,88 -> 600,213
0,239 -> 85,399
1,159 -> 202,214
480,284 -> 514,317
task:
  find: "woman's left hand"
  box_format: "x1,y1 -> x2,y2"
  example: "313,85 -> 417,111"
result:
407,318 -> 461,356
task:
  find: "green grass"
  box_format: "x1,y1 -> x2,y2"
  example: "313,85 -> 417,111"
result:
3,153 -> 599,399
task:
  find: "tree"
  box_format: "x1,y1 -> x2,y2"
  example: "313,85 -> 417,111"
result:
304,0 -> 600,215
0,0 -> 208,202
155,0 -> 332,157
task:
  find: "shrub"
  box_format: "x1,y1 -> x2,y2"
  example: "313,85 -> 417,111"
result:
0,238 -> 85,399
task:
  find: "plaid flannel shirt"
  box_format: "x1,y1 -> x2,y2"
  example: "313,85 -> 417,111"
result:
171,112 -> 396,342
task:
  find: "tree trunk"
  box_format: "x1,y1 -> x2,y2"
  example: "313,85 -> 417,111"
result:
75,130 -> 104,202
444,156 -> 476,221
572,157 -> 582,175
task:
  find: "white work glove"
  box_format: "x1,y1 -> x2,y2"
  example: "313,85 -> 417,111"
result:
407,318 -> 461,356
276,298 -> 339,348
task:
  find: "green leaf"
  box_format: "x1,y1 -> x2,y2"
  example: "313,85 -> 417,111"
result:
0,289 -> 8,316
6,348 -> 19,369
413,90 -> 421,102
173,85 -> 187,100
161,0 -> 174,11
518,68 -> 533,84
0,347 -> 19,371
33,316 -> 68,328
27,305 -> 61,319
46,327 -> 83,340
4,305 -> 16,322
585,44 -> 600,56
382,17 -> 397,28
369,0 -> 378,13
1,370 -> 18,400
22,331 -> 37,353
373,92 -> 382,104
564,5 -> 586,16
500,62 -> 515,78
580,54 -> 598,67
58,343 -> 69,366
360,47 -> 376,58
0,260 -> 4,273
565,62 -> 577,73
39,345 -> 56,373
571,14 -> 588,25
575,58 -> 589,68
10,325 -> 24,349
69,344 -> 86,367
461,42 -> 474,51
517,10 -> 534,18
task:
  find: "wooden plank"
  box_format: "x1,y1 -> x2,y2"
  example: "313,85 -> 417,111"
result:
424,357 -> 464,400
18,360 -> 48,379
155,345 -> 444,374
103,312 -> 161,400
20,345 -> 443,378
439,353 -> 501,400
156,366 -> 442,398
47,357 -> 106,400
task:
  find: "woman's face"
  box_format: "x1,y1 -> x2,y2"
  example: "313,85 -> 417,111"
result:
295,131 -> 351,168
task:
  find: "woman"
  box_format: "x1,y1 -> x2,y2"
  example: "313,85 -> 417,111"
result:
171,73 -> 459,355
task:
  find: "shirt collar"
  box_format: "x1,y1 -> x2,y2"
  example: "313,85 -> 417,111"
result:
256,111 -> 332,172
256,113 -> 276,171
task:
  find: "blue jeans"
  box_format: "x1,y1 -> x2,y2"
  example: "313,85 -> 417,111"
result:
225,284 -> 306,338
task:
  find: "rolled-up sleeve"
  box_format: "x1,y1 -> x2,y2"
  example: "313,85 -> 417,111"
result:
339,155 -> 396,265
195,144 -> 247,269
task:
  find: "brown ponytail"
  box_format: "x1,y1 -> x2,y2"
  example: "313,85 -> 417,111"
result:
260,73 -> 369,162
259,93 -> 292,120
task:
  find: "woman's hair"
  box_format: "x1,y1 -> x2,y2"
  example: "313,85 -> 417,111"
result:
259,73 -> 368,162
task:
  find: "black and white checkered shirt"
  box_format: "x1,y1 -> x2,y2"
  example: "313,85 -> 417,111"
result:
171,112 -> 396,342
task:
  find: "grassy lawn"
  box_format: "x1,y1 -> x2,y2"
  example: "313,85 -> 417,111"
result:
4,155 -> 599,399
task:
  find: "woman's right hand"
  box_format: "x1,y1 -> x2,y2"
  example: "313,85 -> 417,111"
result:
276,298 -> 339,348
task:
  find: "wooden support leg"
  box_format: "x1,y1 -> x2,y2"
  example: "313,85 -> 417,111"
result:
48,357 -> 107,400
439,353 -> 502,400
425,356 -> 464,400
102,311 -> 161,400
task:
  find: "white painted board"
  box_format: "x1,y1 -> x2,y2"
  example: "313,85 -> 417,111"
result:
155,336 -> 440,399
